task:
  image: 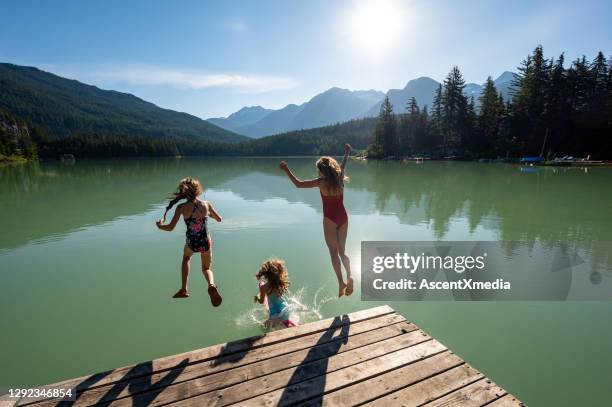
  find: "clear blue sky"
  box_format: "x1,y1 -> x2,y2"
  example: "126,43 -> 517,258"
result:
1,0 -> 610,118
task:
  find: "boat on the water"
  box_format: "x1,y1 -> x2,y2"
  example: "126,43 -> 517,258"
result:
520,156 -> 544,164
543,156 -> 612,166
478,158 -> 509,163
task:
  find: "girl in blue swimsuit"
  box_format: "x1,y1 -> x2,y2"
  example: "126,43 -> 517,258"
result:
254,258 -> 297,329
156,177 -> 223,306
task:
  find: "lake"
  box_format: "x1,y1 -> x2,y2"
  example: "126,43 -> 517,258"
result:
1,157 -> 611,406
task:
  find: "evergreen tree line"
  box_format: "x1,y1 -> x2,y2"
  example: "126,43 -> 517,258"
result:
35,118 -> 376,158
369,46 -> 612,159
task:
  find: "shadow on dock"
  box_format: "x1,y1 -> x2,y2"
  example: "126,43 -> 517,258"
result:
211,335 -> 262,367
279,315 -> 350,406
55,370 -> 114,405
73,359 -> 188,405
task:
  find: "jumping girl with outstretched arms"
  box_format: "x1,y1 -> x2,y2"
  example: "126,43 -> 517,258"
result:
156,177 -> 223,306
279,144 -> 353,297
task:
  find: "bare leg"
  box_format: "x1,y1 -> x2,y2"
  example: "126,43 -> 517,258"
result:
200,249 -> 214,286
323,218 -> 346,297
201,248 -> 222,307
337,221 -> 353,295
174,245 -> 193,298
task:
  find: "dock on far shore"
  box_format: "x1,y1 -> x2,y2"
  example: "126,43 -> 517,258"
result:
5,305 -> 525,406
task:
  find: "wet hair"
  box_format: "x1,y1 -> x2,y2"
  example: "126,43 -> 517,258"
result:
316,156 -> 348,193
161,177 -> 203,222
256,258 -> 290,296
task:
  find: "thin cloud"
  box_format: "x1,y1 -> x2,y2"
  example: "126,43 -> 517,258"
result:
225,19 -> 247,33
90,66 -> 299,93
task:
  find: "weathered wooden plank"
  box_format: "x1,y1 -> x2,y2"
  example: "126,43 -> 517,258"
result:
423,379 -> 507,406
83,320 -> 416,407
303,352 -> 465,406
363,363 -> 484,407
485,394 -> 525,407
21,306 -> 395,406
225,339 -> 447,407
0,396 -> 17,407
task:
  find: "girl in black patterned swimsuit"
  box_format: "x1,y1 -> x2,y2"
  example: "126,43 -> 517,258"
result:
156,177 -> 223,307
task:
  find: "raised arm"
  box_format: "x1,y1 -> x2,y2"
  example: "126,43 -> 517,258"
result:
207,202 -> 222,222
254,283 -> 267,304
279,161 -> 321,188
156,204 -> 183,231
340,143 -> 351,173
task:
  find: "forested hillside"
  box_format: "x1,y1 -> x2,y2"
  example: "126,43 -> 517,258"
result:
39,118 -> 375,158
0,63 -> 245,143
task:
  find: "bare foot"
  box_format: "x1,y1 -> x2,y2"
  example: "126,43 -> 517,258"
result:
338,281 -> 347,298
345,277 -> 354,296
173,288 -> 189,298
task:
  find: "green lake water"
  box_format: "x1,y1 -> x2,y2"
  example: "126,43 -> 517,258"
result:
1,157 -> 611,406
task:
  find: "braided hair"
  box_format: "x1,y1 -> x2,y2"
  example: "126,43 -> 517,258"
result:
161,177 -> 203,222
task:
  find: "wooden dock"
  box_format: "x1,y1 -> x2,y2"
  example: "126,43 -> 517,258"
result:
10,305 -> 524,406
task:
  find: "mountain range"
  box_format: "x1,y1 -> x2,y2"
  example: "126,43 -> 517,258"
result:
209,72 -> 516,138
0,63 -> 246,142
210,88 -> 384,138
0,62 -> 516,144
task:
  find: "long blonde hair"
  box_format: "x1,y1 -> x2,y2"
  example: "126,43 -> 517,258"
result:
256,258 -> 290,296
316,156 -> 347,193
161,177 -> 203,222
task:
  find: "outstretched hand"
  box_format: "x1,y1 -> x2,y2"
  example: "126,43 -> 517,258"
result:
155,219 -> 163,229
344,143 -> 352,155
279,161 -> 289,171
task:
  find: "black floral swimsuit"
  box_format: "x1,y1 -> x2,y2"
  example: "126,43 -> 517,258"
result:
184,201 -> 211,252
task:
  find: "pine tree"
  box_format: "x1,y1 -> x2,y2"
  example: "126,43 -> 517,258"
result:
400,97 -> 420,155
371,97 -> 398,157
431,84 -> 444,149
511,45 -> 551,153
477,77 -> 501,154
543,54 -> 571,155
407,96 -> 419,115
397,97 -> 417,155
441,66 -> 468,155
415,105 -> 430,151
586,52 -> 610,154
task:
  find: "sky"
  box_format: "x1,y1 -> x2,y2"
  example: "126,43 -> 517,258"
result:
0,0 -> 610,118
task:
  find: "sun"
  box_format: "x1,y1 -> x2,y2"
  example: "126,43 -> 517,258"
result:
344,0 -> 409,61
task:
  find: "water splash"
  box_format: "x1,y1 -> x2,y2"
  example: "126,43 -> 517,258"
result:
234,286 -> 336,331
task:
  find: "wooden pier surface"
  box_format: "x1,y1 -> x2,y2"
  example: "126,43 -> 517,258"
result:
10,305 -> 524,406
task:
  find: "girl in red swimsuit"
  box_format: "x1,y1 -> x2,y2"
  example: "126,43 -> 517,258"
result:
280,144 -> 353,297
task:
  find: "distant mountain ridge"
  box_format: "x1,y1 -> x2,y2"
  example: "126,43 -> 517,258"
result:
212,72 -> 516,138
208,105 -> 273,133
209,87 -> 384,138
365,77 -> 440,117
0,63 -> 246,142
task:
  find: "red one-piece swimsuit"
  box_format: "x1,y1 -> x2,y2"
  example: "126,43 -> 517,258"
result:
321,192 -> 348,227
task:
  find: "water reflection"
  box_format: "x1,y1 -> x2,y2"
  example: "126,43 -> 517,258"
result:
1,159 -> 611,266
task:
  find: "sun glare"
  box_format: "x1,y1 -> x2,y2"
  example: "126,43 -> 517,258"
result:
344,0 -> 408,61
